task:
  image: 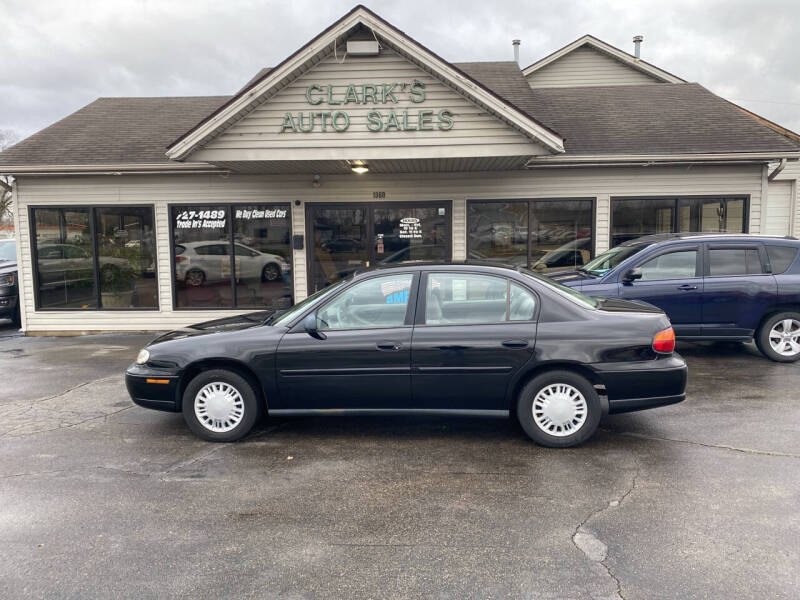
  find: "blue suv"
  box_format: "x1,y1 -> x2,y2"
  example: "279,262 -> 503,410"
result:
549,234 -> 800,362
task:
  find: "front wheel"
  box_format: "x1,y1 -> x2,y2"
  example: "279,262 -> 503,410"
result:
262,263 -> 281,282
517,370 -> 601,448
182,369 -> 261,442
756,312 -> 800,362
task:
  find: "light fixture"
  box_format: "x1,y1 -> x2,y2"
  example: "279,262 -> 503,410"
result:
348,160 -> 369,175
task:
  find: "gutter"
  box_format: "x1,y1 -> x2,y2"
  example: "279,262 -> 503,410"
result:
0,163 -> 229,177
768,158 -> 788,181
525,152 -> 800,168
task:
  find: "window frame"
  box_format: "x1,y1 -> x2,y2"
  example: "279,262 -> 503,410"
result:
168,202 -> 292,311
28,204 -> 159,312
466,197 -> 597,269
703,243 -> 768,278
609,195 -> 750,246
415,270 -> 540,327
631,245 -> 702,282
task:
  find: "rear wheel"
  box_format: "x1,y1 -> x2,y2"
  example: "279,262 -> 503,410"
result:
517,370 -> 601,448
262,263 -> 281,282
756,312 -> 800,362
185,269 -> 205,287
182,369 -> 260,442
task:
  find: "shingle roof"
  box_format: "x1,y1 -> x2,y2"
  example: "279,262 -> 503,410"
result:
1,63 -> 797,168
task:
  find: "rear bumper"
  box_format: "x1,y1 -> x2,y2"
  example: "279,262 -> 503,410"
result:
593,354 -> 688,415
125,365 -> 181,412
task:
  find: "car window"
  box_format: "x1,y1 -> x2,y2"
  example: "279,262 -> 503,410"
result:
509,282 -> 536,321
63,245 -> 89,259
0,240 -> 16,261
708,248 -> 763,277
426,273 -> 509,325
39,246 -> 63,259
766,245 -> 798,274
638,250 -> 698,281
195,244 -> 229,256
582,243 -> 650,276
317,274 -> 413,330
234,244 -> 258,257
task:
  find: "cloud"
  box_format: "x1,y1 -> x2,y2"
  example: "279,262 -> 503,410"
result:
2,0 -> 799,139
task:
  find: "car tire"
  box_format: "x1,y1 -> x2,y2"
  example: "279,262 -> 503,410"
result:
185,269 -> 205,287
182,369 -> 261,442
756,312 -> 800,362
516,370 -> 601,448
262,263 -> 281,282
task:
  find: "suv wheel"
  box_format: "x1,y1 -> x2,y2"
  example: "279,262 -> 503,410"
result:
756,312 -> 800,362
182,369 -> 261,442
517,370 -> 601,448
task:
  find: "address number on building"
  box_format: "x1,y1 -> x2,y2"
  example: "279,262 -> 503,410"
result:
373,191 -> 386,199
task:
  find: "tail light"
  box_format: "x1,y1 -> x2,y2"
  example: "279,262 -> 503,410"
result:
174,255 -> 186,263
653,327 -> 675,354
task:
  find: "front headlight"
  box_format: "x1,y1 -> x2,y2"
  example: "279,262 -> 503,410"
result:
0,273 -> 14,287
136,349 -> 150,365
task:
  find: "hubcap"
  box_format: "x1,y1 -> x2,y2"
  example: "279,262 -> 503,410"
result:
264,265 -> 279,281
532,383 -> 588,437
769,318 -> 800,357
194,382 -> 245,433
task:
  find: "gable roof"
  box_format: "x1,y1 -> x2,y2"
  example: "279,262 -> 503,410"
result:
165,4 -> 565,160
522,34 -> 685,84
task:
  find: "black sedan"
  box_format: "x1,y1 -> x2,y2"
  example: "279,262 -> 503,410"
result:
126,263 -> 687,448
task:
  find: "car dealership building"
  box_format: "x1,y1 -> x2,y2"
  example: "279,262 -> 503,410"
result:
2,5 -> 799,334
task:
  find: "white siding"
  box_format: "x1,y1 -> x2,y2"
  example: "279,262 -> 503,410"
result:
527,46 -> 662,89
194,47 -> 547,162
771,161 -> 800,236
15,164 -> 763,333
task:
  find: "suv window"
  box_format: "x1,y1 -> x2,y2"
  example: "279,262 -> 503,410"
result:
317,274 -> 413,330
426,273 -> 510,325
708,248 -> 763,277
766,245 -> 799,274
195,244 -> 229,256
638,249 -> 698,281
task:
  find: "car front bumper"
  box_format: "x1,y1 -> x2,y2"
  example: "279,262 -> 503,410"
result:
125,364 -> 181,412
0,289 -> 18,319
592,353 -> 688,414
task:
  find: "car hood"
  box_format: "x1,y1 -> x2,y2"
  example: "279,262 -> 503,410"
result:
546,270 -> 595,288
0,260 -> 17,275
149,310 -> 276,344
595,297 -> 663,314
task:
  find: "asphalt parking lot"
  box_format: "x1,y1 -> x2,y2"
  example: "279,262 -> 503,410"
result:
0,319 -> 798,599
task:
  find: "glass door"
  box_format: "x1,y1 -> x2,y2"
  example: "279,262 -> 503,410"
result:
308,206 -> 369,294
372,205 -> 449,267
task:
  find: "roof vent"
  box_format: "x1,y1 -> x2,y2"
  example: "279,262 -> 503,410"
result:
347,40 -> 379,56
512,39 -> 521,64
633,35 -> 643,58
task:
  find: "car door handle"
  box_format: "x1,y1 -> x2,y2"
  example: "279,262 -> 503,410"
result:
502,339 -> 529,349
376,342 -> 402,351
435,345 -> 469,351
677,284 -> 697,291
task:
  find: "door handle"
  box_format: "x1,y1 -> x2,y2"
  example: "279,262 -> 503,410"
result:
376,342 -> 401,351
502,339 -> 529,349
677,284 -> 697,291
435,345 -> 469,351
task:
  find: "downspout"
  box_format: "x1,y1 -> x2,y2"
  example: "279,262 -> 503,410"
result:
768,158 -> 787,181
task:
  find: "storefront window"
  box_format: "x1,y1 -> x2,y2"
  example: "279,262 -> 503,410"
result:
373,206 -> 449,266
171,204 -> 292,309
467,199 -> 594,273
612,196 -> 747,246
31,206 -> 157,309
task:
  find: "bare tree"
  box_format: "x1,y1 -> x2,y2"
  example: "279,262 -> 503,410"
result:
0,129 -> 20,231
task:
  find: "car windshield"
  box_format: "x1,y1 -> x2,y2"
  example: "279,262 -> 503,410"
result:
581,243 -> 650,276
0,240 -> 16,262
270,278 -> 350,326
520,268 -> 598,309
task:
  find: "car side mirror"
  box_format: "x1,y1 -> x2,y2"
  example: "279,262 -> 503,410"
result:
623,267 -> 643,283
302,312 -> 326,340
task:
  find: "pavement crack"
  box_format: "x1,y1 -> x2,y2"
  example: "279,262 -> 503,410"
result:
571,468 -> 638,600
602,429 -> 800,459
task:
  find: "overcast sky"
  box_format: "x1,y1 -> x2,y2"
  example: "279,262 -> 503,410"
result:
2,0 -> 799,142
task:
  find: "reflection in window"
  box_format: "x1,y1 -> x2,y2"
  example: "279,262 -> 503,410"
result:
612,196 -> 747,246
309,207 -> 368,293
32,206 -> 158,309
33,208 -> 96,308
317,274 -> 413,329
374,206 -> 448,266
708,248 -> 762,276
95,207 -> 157,308
467,199 -> 593,273
171,205 -> 293,309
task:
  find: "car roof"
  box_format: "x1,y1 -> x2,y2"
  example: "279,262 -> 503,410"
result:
622,232 -> 799,246
352,260 -> 524,278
